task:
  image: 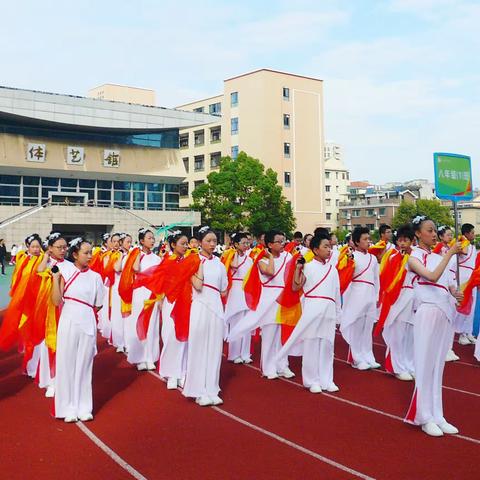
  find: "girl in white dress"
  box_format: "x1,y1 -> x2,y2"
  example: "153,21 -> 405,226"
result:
126,229 -> 161,371
405,216 -> 463,437
52,238 -> 104,422
183,227 -> 228,407
225,232 -> 254,364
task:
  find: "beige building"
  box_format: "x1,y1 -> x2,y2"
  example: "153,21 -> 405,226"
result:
176,69 -> 326,233
458,196 -> 480,229
323,143 -> 350,230
88,84 -> 156,106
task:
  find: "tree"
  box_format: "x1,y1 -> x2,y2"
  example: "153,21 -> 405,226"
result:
392,199 -> 453,229
332,228 -> 349,243
191,152 -> 296,236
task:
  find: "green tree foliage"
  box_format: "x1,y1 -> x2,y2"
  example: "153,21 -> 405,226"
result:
392,199 -> 453,229
332,228 -> 350,243
191,152 -> 296,236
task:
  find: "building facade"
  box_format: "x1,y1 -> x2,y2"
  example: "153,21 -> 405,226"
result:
176,69 -> 326,233
323,143 -> 350,230
0,86 -> 217,246
87,84 -> 156,106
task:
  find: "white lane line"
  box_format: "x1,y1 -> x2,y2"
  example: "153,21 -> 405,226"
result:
333,356 -> 480,399
76,422 -> 148,480
147,371 -> 374,479
241,362 -> 480,446
212,406 -> 375,480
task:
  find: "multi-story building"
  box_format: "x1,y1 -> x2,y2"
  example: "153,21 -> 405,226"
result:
88,84 -> 156,106
323,142 -> 350,230
176,69 -> 326,233
0,86 -> 216,246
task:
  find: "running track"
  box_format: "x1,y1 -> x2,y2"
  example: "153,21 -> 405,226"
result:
1,317 -> 479,479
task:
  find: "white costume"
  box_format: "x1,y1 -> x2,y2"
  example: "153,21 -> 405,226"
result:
183,254 -> 228,399
405,247 -> 456,426
229,251 -> 292,377
126,252 -> 161,366
55,267 -> 104,419
110,254 -> 127,350
382,254 -> 416,376
277,260 -> 341,389
225,252 -> 254,362
340,250 -> 379,367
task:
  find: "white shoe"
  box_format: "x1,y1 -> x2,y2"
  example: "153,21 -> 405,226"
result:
116,346 -> 124,353
167,378 -> 178,390
355,362 -> 371,371
437,421 -> 459,435
445,349 -> 460,362
266,373 -> 279,380
396,372 -> 414,381
309,385 -> 322,394
210,395 -> 223,405
196,396 -> 213,406
326,383 -> 340,392
467,334 -> 477,344
242,357 -> 253,364
279,367 -> 295,378
422,422 -> 444,437
146,362 -> 156,371
137,362 -> 147,371
45,386 -> 55,398
64,416 -> 78,423
369,361 -> 381,369
79,413 -> 93,422
178,377 -> 185,389
458,334 -> 471,346
233,357 -> 244,364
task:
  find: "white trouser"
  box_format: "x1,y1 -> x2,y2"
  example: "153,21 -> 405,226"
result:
302,338 -> 334,389
159,314 -> 187,380
260,324 -> 289,377
384,320 -> 415,375
406,304 -> 453,425
227,311 -> 252,361
38,340 -> 54,388
26,343 -> 41,378
126,307 -> 160,365
55,321 -> 96,418
342,315 -> 376,365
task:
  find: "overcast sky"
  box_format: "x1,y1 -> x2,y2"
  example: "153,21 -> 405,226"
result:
1,0 -> 478,186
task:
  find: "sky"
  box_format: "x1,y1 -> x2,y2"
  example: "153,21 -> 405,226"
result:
1,0 -> 479,186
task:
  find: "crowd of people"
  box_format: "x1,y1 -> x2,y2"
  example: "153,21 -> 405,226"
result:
0,219 -> 478,437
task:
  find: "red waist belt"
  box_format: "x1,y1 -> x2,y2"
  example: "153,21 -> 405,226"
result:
203,283 -> 220,293
304,295 -> 335,302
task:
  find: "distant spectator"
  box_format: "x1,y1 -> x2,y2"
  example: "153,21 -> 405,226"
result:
0,239 -> 6,275
9,244 -> 18,265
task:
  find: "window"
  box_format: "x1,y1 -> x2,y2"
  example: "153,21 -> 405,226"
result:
0,175 -> 21,184
231,145 -> 239,159
336,199 -> 339,207
79,179 -> 95,188
231,92 -> 238,107
326,213 -> 332,220
283,114 -> 290,129
114,191 -> 131,203
342,211 -> 349,218
379,207 -> 386,216
283,87 -> 290,100
194,130 -> 205,146
209,102 -> 221,115
325,185 -> 331,192
23,186 -> 38,198
42,177 -> 59,187
284,143 -> 290,157
231,117 -> 239,135
210,126 -> 221,143
336,186 -> 339,193
352,209 -> 361,217
284,172 -> 291,187
325,171 -> 330,179
23,176 -> 39,185
326,199 -> 331,206
366,209 -> 375,217
194,155 -> 205,171
183,157 -> 189,173
367,224 -> 375,231
342,173 -> 346,180
210,152 -> 221,168
194,180 -> 205,189
193,106 -> 204,113
336,172 -> 339,180
179,133 -> 189,148
114,181 -> 131,190
180,183 -> 189,197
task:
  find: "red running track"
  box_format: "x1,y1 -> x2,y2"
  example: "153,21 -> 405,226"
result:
1,327 -> 479,480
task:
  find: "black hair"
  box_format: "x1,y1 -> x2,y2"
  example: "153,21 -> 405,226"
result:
437,225 -> 452,238
310,233 -> 330,250
138,228 -> 153,242
379,224 -> 392,236
232,232 -> 249,245
265,230 -> 283,246
197,226 -> 215,242
352,227 -> 369,245
102,233 -> 110,244
46,232 -> 67,247
411,215 -> 432,234
120,233 -> 132,241
66,237 -> 91,262
168,231 -> 188,249
313,227 -> 329,237
345,234 -> 351,244
329,232 -> 337,239
395,224 -> 414,241
111,232 -> 121,240
303,233 -> 313,244
461,223 -> 475,235
293,231 -> 303,240
25,233 -> 42,247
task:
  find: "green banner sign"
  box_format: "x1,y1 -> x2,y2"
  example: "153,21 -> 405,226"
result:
433,152 -> 473,201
